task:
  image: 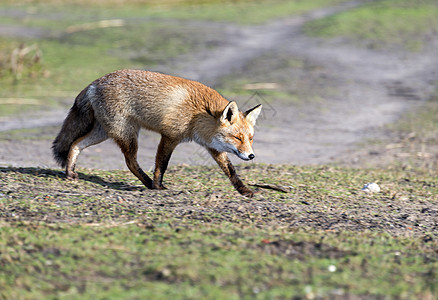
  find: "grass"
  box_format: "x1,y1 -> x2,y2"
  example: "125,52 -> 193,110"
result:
126,0 -> 346,24
349,93 -> 438,171
0,126 -> 58,141
0,0 -> 347,117
3,0 -> 347,25
1,222 -> 436,299
0,163 -> 437,299
304,0 -> 438,50
216,52 -> 338,107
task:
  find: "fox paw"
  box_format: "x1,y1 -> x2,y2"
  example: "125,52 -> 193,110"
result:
238,187 -> 256,198
66,171 -> 78,180
152,183 -> 167,190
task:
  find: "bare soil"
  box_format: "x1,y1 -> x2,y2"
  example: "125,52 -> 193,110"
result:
2,165 -> 437,238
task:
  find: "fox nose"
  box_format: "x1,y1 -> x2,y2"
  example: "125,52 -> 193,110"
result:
248,154 -> 255,160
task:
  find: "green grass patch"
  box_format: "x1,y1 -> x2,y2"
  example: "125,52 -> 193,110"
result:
132,0 -> 347,24
1,221 -> 436,299
346,90 -> 438,170
0,126 -> 58,141
304,0 -> 438,50
374,93 -> 438,170
3,0 -> 348,25
391,95 -> 438,143
0,164 -> 437,298
216,52 -> 338,107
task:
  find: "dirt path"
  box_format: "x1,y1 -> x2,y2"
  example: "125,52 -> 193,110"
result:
1,0 -> 437,170
255,38 -> 438,165
160,1 -> 363,85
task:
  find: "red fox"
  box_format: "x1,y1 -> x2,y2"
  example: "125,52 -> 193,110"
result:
52,69 -> 262,197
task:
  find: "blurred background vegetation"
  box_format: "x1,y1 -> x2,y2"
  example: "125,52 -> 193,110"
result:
0,0 -> 348,116
1,0 -> 437,116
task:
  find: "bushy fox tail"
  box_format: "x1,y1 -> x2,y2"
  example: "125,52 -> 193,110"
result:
52,87 -> 95,168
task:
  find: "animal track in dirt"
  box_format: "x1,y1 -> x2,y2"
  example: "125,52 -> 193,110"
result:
1,0 -> 437,170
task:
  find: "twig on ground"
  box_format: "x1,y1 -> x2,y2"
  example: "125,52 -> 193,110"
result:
250,183 -> 292,193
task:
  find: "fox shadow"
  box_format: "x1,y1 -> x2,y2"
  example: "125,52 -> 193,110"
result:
0,167 -> 143,192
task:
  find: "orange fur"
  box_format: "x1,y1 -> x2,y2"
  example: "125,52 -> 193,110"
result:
52,69 -> 262,197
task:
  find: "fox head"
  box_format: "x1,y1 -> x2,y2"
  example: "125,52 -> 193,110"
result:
210,101 -> 262,161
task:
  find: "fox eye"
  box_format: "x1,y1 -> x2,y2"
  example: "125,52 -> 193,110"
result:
249,136 -> 253,141
233,136 -> 242,142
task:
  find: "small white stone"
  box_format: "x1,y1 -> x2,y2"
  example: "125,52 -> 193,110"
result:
362,182 -> 381,193
328,265 -> 337,272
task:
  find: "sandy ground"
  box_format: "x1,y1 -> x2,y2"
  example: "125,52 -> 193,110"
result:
1,0 -> 437,171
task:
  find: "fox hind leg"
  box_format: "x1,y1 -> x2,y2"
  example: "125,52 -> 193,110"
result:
66,122 -> 108,179
113,129 -> 154,189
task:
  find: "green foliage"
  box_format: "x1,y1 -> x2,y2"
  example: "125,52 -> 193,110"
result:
304,0 -> 438,50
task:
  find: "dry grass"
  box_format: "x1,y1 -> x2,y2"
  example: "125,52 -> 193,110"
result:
0,43 -> 47,82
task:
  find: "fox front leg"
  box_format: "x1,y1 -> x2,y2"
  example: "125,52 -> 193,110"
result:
153,135 -> 178,189
208,148 -> 255,197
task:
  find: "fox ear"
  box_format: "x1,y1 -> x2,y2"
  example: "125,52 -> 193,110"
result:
220,101 -> 239,124
244,104 -> 262,126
